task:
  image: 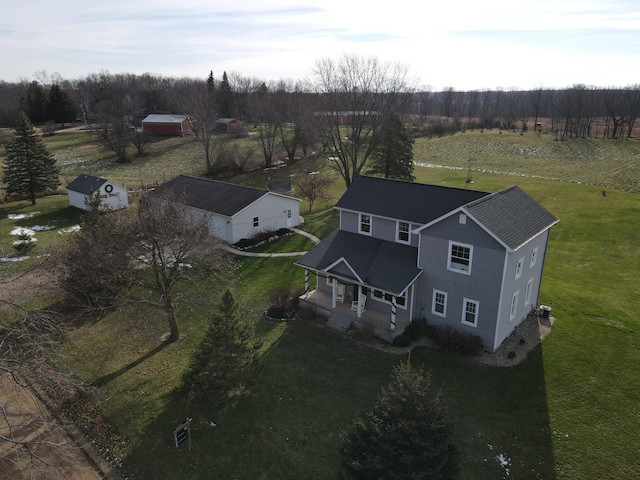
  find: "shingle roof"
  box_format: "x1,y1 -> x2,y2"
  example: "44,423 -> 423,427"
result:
141,114 -> 187,124
464,185 -> 559,250
295,230 -> 422,295
66,174 -> 108,195
149,175 -> 269,216
335,176 -> 489,225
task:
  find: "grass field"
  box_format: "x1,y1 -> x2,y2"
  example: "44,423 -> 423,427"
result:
1,129 -> 639,479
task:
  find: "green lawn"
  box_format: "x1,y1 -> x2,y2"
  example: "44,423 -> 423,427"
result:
2,130 -> 640,478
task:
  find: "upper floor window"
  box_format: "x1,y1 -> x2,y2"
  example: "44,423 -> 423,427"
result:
448,241 -> 473,274
397,221 -> 410,243
432,289 -> 447,317
359,214 -> 371,235
530,247 -> 539,268
515,257 -> 524,280
462,298 -> 479,327
253,216 -> 259,227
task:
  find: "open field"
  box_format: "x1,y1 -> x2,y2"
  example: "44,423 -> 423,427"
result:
1,129 -> 639,479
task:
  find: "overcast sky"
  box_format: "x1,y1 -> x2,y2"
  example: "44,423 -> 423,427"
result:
2,0 -> 639,90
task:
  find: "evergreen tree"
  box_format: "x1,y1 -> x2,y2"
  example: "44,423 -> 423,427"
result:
182,290 -> 258,406
340,361 -> 459,480
3,112 -> 60,205
218,71 -> 233,118
367,112 -> 415,181
22,81 -> 49,124
48,84 -> 77,125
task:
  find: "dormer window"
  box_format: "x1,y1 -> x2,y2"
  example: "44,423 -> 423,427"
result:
359,214 -> 371,235
397,221 -> 410,243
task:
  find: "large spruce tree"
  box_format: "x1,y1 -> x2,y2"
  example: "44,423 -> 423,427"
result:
340,361 -> 459,480
3,112 -> 60,205
367,111 -> 415,181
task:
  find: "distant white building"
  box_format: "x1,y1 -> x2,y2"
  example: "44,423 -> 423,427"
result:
66,174 -> 129,211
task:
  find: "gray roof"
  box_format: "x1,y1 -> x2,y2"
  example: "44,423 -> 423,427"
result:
215,118 -> 241,123
335,176 -> 489,225
295,230 -> 422,295
149,175 -> 270,217
463,185 -> 559,250
66,174 -> 108,194
141,114 -> 187,124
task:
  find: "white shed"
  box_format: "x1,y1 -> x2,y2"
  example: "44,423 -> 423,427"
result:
66,174 -> 129,211
149,175 -> 302,244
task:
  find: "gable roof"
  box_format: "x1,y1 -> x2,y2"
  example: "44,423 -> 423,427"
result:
215,118 -> 241,123
141,114 -> 187,124
149,175 -> 274,217
462,185 -> 559,251
66,174 -> 109,195
295,230 -> 422,295
335,176 -> 489,225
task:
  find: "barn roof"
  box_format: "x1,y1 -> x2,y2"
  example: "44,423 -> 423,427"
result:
141,114 -> 187,124
66,174 -> 109,195
149,175 -> 276,217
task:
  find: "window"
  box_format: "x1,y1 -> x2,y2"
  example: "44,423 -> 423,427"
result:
371,289 -> 406,309
325,275 -> 334,286
530,247 -> 539,268
510,291 -> 519,320
359,214 -> 371,235
459,213 -> 467,224
462,298 -> 479,327
524,278 -> 533,306
432,289 -> 447,317
515,257 -> 524,280
397,221 -> 410,243
253,216 -> 259,227
448,241 -> 473,274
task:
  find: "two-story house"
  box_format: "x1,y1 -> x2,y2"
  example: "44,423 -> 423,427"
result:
295,176 -> 558,351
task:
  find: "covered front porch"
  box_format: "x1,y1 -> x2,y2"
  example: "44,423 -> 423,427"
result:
299,288 -> 411,343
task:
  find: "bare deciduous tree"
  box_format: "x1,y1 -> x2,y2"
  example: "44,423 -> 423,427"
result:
311,54 -> 413,188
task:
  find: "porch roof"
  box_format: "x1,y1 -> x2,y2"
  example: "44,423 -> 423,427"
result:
295,230 -> 422,295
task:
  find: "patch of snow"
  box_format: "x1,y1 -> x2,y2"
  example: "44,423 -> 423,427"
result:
13,237 -> 37,245
7,212 -> 39,220
10,227 -> 35,236
58,225 -> 81,234
1,256 -> 29,262
30,224 -> 55,231
497,453 -> 511,476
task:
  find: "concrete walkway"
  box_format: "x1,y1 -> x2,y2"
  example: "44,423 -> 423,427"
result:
223,227 -> 321,258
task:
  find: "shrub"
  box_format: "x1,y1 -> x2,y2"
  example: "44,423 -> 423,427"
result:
426,325 -> 483,356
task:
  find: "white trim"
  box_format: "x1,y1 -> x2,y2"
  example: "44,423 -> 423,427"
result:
493,250 -> 510,349
359,213 -> 372,235
324,257 -> 365,284
447,241 -> 473,275
396,220 -> 411,244
510,291 -> 519,321
431,289 -> 447,317
461,297 -> 479,327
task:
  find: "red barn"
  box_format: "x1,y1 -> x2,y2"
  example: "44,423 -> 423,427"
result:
141,114 -> 192,136
215,117 -> 243,133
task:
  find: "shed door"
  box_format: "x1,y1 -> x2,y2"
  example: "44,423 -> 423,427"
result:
286,209 -> 293,227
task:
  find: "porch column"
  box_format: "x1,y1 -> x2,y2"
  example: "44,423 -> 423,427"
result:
304,269 -> 310,299
332,278 -> 337,308
390,295 -> 397,330
356,284 -> 363,318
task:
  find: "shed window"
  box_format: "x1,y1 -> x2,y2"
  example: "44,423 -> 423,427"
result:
253,216 -> 259,227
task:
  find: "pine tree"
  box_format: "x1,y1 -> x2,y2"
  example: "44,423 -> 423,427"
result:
218,71 -> 233,118
3,112 -> 60,205
49,84 -> 77,125
367,112 -> 415,181
182,290 -> 258,406
340,361 -> 459,480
